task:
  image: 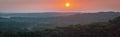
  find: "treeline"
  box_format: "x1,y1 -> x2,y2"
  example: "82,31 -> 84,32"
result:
0,16 -> 120,37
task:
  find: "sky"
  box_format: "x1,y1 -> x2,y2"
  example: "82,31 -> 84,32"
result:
0,0 -> 120,13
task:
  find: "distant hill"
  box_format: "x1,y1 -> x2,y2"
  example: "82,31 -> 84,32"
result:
53,12 -> 120,24
0,12 -> 76,18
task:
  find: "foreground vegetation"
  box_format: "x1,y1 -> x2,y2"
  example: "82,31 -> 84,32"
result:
0,16 -> 120,37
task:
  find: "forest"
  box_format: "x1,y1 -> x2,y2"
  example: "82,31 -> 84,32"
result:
0,16 -> 120,37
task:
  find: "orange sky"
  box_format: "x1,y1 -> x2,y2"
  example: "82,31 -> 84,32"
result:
0,0 -> 120,12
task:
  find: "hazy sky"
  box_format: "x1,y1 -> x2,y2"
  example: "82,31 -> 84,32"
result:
0,0 -> 120,12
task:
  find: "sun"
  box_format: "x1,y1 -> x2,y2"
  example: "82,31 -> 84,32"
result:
66,2 -> 70,7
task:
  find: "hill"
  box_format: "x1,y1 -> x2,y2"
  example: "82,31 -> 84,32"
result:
0,12 -> 120,31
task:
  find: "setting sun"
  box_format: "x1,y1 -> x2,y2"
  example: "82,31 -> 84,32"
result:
66,2 -> 70,7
